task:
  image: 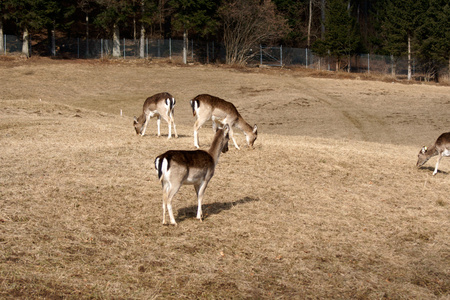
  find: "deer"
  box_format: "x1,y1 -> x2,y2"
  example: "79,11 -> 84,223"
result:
190,94 -> 257,150
154,124 -> 230,226
416,132 -> 450,175
133,92 -> 178,138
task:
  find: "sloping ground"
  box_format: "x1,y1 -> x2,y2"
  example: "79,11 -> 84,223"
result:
0,98 -> 448,299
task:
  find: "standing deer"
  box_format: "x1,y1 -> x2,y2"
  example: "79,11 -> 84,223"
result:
190,94 -> 257,150
154,125 -> 230,225
134,92 -> 178,138
416,132 -> 450,175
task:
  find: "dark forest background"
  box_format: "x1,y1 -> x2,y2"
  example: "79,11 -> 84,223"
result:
0,0 -> 449,79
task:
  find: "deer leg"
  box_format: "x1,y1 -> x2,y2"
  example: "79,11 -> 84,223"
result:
165,181 -> 182,226
228,126 -> 240,150
162,194 -> 168,225
170,112 -> 178,138
157,116 -> 161,137
141,114 -> 151,136
433,155 -> 443,176
162,182 -> 171,225
194,181 -> 209,221
193,118 -> 207,148
161,113 -> 172,139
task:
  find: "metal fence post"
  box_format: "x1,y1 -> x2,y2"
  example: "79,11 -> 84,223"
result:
260,44 -> 262,65
4,35 -> 6,54
280,45 -> 283,66
191,40 -> 194,61
123,38 -> 125,58
306,48 -> 308,68
169,38 -> 172,60
157,39 -> 160,57
328,50 -> 331,71
101,39 -> 103,59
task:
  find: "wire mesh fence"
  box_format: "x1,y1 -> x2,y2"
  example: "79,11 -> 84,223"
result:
2,34 -> 447,81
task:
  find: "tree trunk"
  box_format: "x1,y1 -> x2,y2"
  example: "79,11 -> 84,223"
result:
182,28 -> 187,64
22,28 -> 30,57
307,0 -> 312,47
139,0 -> 145,58
391,54 -> 396,77
321,0 -> 326,39
348,55 -> 350,73
140,24 -> 145,58
407,33 -> 412,80
86,13 -> 89,57
50,24 -> 56,56
113,23 -> 120,58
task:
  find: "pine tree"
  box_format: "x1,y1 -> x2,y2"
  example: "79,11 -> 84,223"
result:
95,0 -> 133,57
169,0 -> 220,63
4,0 -> 45,57
416,0 -> 450,81
381,0 -> 427,79
322,0 -> 361,71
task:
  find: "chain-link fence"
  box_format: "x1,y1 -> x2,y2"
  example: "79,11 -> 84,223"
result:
2,34 -> 447,81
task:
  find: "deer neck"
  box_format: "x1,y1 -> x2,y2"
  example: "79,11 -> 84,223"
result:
426,144 -> 439,157
137,113 -> 146,124
208,134 -> 225,165
235,115 -> 253,135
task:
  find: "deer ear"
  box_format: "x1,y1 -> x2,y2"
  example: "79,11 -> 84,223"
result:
223,124 -> 230,135
421,146 -> 427,154
253,124 -> 258,134
133,116 -> 138,124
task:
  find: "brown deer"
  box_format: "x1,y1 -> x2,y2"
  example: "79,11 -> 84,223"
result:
154,125 -> 230,225
190,94 -> 257,150
416,132 -> 450,175
134,92 -> 178,138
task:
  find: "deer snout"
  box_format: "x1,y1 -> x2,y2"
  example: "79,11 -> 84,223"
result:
222,142 -> 229,153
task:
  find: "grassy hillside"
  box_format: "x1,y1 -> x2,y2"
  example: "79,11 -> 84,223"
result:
0,59 -> 448,298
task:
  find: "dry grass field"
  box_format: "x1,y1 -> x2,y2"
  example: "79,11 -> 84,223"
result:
1,57 -> 449,299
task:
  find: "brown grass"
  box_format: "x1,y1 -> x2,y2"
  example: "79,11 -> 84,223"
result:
1,57 -> 449,299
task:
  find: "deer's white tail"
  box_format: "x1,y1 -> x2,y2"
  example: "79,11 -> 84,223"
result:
155,157 -> 169,182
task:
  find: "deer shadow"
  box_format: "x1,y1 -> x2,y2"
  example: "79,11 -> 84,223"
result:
176,196 -> 259,223
139,133 -> 190,139
419,166 -> 448,175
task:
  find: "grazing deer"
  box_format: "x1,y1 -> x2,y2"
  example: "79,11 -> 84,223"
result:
154,125 -> 230,225
416,132 -> 450,175
133,92 -> 178,138
190,94 -> 257,150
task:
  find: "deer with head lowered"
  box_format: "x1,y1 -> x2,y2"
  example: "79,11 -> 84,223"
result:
416,132 -> 450,175
190,94 -> 257,150
134,92 -> 178,138
154,124 -> 230,226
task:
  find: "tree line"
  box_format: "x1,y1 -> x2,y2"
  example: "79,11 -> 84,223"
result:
0,0 -> 448,80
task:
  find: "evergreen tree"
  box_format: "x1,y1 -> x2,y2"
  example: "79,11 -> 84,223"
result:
169,0 -> 220,63
35,0 -> 75,56
273,0 -> 307,47
95,0 -> 133,57
416,0 -> 450,81
381,0 -> 427,79
4,0 -> 46,57
320,0 -> 361,71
